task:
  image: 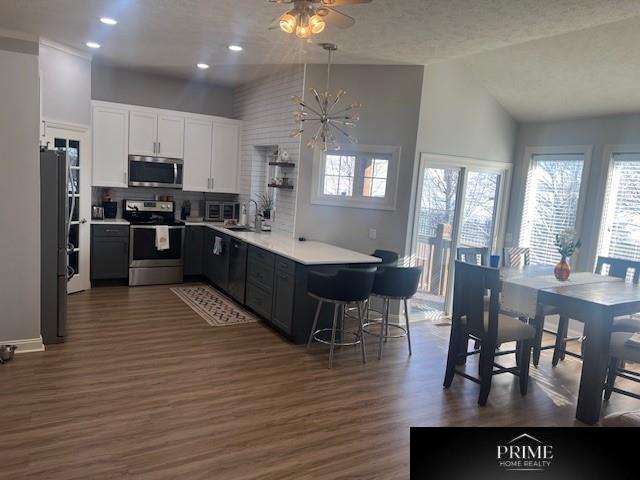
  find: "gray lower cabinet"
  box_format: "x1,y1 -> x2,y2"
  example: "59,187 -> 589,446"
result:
184,226 -> 204,276
91,225 -> 129,280
245,245 -> 275,321
246,282 -> 273,320
272,258 -> 295,334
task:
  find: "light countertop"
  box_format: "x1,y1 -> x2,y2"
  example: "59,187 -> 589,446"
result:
184,222 -> 381,266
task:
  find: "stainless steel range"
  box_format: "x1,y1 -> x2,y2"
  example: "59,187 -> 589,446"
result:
123,200 -> 185,286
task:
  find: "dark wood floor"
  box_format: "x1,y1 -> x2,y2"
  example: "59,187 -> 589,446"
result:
2,285 -> 638,479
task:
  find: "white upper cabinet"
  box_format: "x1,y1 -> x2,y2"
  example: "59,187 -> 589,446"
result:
157,114 -> 184,158
129,110 -> 184,158
212,121 -> 240,194
92,104 -> 129,187
183,117 -> 213,192
129,110 -> 158,156
91,101 -> 240,191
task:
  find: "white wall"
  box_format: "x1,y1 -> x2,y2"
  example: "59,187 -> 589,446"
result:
506,113 -> 640,271
233,66 -> 304,234
39,42 -> 92,127
415,60 -> 516,164
295,64 -> 424,254
0,37 -> 42,347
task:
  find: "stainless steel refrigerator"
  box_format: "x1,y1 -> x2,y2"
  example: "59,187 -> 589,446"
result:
40,148 -> 74,344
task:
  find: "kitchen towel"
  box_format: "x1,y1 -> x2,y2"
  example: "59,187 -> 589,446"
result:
213,236 -> 223,255
155,225 -> 170,251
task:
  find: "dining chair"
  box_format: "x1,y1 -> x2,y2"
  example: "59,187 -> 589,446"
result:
456,247 -> 489,266
603,332 -> 640,402
444,261 -> 536,405
502,247 -> 530,268
553,256 -> 640,365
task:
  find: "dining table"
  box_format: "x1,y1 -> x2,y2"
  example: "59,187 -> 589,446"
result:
500,266 -> 640,425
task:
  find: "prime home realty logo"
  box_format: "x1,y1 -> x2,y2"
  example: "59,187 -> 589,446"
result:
497,433 -> 554,472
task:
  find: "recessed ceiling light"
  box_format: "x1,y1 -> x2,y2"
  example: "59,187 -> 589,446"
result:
228,45 -> 243,52
86,42 -> 101,49
197,63 -> 210,70
100,17 -> 118,25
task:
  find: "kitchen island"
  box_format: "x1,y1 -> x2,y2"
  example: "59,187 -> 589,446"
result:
184,222 -> 381,343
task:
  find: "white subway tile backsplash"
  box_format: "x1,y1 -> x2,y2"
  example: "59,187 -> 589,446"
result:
233,66 -> 304,235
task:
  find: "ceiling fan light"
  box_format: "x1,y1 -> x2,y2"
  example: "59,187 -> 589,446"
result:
279,13 -> 297,33
309,15 -> 326,34
295,24 -> 311,39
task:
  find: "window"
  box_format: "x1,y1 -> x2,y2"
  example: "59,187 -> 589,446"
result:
323,154 -> 355,196
598,153 -> 640,261
312,145 -> 400,210
519,153 -> 586,265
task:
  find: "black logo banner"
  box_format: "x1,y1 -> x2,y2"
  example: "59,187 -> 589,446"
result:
411,427 -> 634,479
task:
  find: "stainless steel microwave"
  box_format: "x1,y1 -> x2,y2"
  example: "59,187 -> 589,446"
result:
205,201 -> 240,222
128,155 -> 183,188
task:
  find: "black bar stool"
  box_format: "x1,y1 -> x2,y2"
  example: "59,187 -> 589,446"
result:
364,266 -> 422,359
307,267 -> 377,368
345,250 -> 399,323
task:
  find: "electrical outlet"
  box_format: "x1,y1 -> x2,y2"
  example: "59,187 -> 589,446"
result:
369,229 -> 377,240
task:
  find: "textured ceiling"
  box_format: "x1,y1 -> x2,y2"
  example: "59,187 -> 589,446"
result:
463,15 -> 640,122
2,1 -> 640,120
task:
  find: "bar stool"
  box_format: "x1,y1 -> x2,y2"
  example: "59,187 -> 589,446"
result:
307,267 -> 377,368
345,250 -> 399,323
364,266 -> 422,359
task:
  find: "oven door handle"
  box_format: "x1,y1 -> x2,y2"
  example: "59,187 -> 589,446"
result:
130,225 -> 185,230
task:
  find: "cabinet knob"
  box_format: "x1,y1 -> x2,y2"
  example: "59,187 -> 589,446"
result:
80,218 -> 87,224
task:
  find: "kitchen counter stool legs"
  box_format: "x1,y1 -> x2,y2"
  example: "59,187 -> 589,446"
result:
369,267 -> 422,360
306,268 -> 377,368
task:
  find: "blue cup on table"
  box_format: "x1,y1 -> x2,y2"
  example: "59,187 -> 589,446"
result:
490,255 -> 501,268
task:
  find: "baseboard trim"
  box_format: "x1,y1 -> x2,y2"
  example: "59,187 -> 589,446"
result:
0,336 -> 45,353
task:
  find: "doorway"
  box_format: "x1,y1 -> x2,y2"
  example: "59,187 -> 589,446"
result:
43,125 -> 91,293
409,154 -> 511,320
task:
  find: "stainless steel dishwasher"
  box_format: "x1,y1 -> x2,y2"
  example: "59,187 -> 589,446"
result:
228,238 -> 247,304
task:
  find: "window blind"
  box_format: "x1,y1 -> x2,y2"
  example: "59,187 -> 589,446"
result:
598,153 -> 640,261
519,153 -> 585,265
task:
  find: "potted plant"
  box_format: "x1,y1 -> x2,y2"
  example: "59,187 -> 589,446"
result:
258,193 -> 274,220
553,229 -> 582,281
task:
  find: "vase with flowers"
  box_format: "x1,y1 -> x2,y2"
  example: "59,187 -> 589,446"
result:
553,229 -> 582,281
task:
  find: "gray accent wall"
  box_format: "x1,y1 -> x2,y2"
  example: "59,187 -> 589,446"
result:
0,42 -> 41,344
506,113 -> 640,272
295,64 -> 424,255
92,63 -> 234,117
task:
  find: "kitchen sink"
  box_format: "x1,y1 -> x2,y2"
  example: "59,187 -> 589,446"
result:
223,226 -> 253,232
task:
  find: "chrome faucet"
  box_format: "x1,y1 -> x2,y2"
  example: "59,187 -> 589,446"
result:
247,199 -> 261,232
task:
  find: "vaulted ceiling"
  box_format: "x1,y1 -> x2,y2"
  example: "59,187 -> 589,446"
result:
2,0 -> 640,121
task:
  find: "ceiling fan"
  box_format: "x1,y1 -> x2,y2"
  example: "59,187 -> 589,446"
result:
269,0 -> 373,39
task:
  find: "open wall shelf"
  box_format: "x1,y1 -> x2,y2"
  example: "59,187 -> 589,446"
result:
268,162 -> 296,168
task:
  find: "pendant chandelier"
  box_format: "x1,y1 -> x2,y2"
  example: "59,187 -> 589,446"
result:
290,43 -> 361,151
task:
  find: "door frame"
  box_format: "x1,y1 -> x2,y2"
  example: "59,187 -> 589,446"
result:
409,152 -> 512,316
43,121 -> 92,294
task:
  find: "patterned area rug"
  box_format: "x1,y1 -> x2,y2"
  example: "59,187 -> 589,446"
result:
171,285 -> 257,327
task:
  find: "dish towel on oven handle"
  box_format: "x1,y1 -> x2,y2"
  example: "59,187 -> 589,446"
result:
155,225 -> 170,251
213,236 -> 223,255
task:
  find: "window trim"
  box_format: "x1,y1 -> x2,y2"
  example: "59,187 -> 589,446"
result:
517,145 -> 592,266
311,144 -> 401,210
594,144 -> 640,266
